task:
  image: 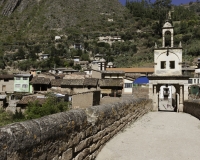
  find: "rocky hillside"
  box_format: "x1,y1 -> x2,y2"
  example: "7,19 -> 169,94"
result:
0,0 -> 126,36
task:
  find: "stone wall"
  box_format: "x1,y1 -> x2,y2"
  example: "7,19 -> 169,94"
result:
0,98 -> 152,160
183,100 -> 200,120
72,91 -> 100,109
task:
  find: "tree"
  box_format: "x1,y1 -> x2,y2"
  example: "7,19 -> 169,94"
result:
25,93 -> 69,120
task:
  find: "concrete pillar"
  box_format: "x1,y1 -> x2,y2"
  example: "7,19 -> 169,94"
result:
162,34 -> 165,47
176,93 -> 179,112
149,83 -> 153,99
153,86 -> 158,111
179,86 -> 183,112
184,84 -> 189,101
171,32 -> 174,47
102,62 -> 105,71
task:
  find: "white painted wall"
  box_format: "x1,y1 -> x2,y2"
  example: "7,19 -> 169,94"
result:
123,79 -> 133,94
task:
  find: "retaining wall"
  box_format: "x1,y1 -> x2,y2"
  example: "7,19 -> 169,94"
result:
0,98 -> 152,160
183,100 -> 200,120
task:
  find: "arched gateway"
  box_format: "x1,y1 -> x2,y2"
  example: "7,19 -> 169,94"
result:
148,20 -> 189,112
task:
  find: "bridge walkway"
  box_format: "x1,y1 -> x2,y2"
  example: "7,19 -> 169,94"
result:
96,112 -> 200,160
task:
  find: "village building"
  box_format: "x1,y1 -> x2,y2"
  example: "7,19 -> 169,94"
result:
14,74 -> 33,93
0,75 -> 14,93
16,95 -> 46,113
106,68 -> 153,95
72,91 -> 100,109
49,68 -> 78,75
92,70 -> 125,79
30,76 -> 51,93
98,79 -> 123,97
98,36 -> 124,45
50,78 -> 98,95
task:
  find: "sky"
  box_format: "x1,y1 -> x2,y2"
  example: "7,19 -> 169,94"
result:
119,0 -> 195,6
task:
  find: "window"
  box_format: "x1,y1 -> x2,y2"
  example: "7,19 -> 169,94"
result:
125,83 -> 132,88
198,79 -> 200,84
188,79 -> 192,84
22,84 -> 28,88
169,61 -> 175,69
15,84 -> 20,88
23,77 -> 28,80
194,79 -> 196,84
16,77 -> 20,80
161,61 -> 166,69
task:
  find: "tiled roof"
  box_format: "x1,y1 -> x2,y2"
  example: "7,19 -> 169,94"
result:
51,79 -> 63,87
106,68 -> 154,73
52,78 -> 98,87
61,79 -> 85,86
102,70 -> 125,74
63,74 -> 85,79
17,96 -> 46,105
30,77 -> 50,85
14,74 -> 32,77
98,79 -> 123,87
125,73 -> 141,79
0,75 -> 14,79
84,78 -> 98,86
73,72 -> 87,75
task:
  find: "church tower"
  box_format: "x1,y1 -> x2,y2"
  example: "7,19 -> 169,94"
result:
148,18 -> 189,112
154,21 -> 183,76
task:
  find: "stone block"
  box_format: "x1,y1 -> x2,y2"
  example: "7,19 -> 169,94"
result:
62,148 -> 73,160
90,141 -> 101,153
100,134 -> 111,145
75,137 -> 92,153
85,127 -> 93,137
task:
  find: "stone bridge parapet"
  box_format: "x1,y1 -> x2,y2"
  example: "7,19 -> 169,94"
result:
184,100 -> 200,120
0,98 -> 152,160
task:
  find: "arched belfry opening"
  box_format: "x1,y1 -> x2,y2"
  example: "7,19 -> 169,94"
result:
164,31 -> 171,47
162,21 -> 174,48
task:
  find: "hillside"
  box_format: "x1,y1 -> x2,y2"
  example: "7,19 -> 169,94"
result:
0,0 -> 199,71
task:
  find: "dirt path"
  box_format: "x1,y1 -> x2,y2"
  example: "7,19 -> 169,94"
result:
96,112 -> 200,160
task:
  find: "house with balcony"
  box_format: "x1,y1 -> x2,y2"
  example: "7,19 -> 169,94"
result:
14,74 -> 33,93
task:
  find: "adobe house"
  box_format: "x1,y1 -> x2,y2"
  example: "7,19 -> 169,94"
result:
92,70 -> 125,79
59,78 -> 98,95
30,76 -> 51,93
16,96 -> 46,113
0,75 -> 14,93
72,90 -> 101,109
98,79 -> 123,97
148,20 -> 189,112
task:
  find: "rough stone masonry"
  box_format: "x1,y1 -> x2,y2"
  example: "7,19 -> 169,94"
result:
0,98 -> 152,160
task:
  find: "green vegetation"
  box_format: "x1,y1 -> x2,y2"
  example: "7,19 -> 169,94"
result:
0,93 -> 70,127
